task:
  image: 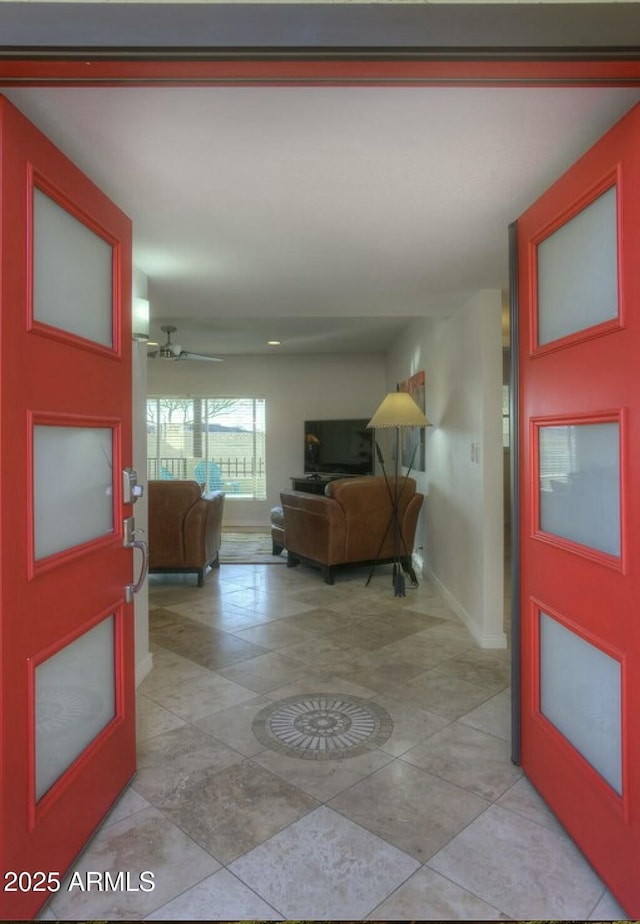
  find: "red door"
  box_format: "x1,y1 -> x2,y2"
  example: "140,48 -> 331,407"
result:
518,103 -> 640,915
0,96 -> 137,920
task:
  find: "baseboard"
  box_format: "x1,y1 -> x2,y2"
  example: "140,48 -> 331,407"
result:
479,632 -> 509,649
424,568 -> 507,650
136,651 -> 154,687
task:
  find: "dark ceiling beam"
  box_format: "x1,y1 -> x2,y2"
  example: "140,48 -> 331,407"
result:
0,2 -> 639,58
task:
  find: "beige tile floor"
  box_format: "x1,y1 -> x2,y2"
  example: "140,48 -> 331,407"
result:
41,557 -> 627,921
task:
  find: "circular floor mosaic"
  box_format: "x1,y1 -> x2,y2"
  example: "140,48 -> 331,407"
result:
252,693 -> 393,760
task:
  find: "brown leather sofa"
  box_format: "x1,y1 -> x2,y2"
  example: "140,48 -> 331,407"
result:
281,475 -> 423,584
148,480 -> 225,586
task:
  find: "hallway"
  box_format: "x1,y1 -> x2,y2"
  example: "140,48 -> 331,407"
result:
41,558 -> 624,920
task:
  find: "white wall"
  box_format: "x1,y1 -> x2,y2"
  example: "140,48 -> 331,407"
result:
133,339 -> 153,685
132,269 -> 152,687
386,290 -> 506,648
147,352 -> 386,527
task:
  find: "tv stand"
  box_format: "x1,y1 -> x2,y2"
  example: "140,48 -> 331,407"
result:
290,474 -> 350,495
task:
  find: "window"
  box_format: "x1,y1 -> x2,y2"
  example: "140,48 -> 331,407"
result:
147,396 -> 266,499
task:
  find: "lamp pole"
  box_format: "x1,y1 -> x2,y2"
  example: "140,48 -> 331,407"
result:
366,390 -> 428,595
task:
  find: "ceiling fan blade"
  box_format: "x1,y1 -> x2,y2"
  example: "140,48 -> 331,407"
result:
177,351 -> 223,362
146,326 -> 222,361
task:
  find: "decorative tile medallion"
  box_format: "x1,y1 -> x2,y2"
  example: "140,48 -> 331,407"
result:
252,693 -> 393,760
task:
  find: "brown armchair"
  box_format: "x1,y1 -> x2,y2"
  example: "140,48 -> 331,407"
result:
281,475 -> 423,584
148,480 -> 225,586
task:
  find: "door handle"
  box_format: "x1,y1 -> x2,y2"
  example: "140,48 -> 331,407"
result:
123,516 -> 148,603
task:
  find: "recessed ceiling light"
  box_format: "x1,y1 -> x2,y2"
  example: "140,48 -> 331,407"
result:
267,340 -> 282,346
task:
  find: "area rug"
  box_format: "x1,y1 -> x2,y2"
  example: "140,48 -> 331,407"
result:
219,530 -> 286,564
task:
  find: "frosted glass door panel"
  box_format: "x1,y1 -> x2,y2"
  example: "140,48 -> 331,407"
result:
35,616 -> 115,801
34,426 -> 114,560
33,189 -> 113,347
540,613 -> 621,794
539,422 -> 620,556
537,186 -> 618,346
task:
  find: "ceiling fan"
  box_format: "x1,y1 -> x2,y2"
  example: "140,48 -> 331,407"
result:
147,325 -> 223,362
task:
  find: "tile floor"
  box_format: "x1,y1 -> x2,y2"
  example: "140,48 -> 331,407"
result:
41,556 -> 627,921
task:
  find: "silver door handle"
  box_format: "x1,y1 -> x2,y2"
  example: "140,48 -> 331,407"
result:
123,517 -> 148,603
125,538 -> 148,604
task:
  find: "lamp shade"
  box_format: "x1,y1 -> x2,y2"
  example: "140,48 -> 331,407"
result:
367,391 -> 430,429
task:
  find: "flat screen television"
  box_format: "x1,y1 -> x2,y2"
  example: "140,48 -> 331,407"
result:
304,418 -> 374,476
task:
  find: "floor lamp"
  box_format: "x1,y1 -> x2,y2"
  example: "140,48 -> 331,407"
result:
366,390 -> 429,596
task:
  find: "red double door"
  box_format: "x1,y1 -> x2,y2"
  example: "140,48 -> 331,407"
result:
1,79 -> 640,921
0,97 -> 137,919
517,103 -> 640,916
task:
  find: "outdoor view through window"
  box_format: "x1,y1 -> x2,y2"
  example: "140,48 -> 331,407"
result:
147,396 -> 266,499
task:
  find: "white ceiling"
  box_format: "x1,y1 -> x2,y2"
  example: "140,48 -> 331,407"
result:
3,84 -> 640,355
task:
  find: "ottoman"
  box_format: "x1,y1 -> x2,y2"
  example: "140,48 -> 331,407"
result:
270,504 -> 285,556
